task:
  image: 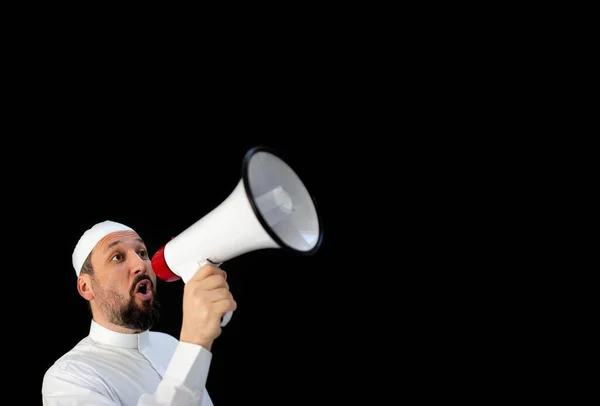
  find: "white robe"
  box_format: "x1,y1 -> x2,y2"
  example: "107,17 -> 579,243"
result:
42,320 -> 214,405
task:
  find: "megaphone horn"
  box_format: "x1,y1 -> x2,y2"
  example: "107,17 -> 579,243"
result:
151,146 -> 323,327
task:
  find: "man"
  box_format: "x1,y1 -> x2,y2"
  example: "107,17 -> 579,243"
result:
42,220 -> 236,405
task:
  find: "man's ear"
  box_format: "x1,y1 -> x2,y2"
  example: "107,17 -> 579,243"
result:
77,275 -> 94,301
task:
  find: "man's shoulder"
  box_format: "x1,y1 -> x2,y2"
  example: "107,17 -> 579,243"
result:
148,330 -> 179,350
149,330 -> 178,341
43,330 -> 182,379
43,337 -> 98,379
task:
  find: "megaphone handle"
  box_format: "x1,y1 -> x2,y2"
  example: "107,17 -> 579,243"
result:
221,310 -> 233,327
197,260 -> 233,327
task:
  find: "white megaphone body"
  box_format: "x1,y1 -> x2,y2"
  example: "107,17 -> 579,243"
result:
151,146 -> 323,327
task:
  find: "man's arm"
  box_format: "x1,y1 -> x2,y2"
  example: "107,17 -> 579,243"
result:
142,341 -> 214,405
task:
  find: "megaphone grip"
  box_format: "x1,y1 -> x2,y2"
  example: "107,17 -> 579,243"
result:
221,311 -> 233,327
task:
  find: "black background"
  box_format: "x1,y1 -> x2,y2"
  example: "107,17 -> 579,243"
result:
6,42 -> 490,404
11,104 -> 488,405
1,12 -> 535,403
8,99 -> 502,405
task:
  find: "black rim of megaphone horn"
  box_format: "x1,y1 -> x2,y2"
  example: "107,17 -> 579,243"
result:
242,145 -> 324,256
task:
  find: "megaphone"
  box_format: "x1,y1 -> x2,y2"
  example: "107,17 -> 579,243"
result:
151,145 -> 323,327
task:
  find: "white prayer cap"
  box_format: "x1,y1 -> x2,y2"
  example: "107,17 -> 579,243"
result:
72,220 -> 135,276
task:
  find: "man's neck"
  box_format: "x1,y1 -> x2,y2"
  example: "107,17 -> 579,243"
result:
92,315 -> 142,334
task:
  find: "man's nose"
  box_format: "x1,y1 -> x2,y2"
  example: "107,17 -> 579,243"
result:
130,253 -> 147,275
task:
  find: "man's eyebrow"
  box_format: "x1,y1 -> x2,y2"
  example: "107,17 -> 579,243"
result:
105,237 -> 146,251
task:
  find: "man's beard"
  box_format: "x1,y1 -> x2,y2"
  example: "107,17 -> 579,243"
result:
92,275 -> 161,331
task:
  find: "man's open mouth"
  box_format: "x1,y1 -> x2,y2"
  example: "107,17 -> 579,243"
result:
134,280 -> 153,300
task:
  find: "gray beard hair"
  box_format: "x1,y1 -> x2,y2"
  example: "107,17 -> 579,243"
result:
91,277 -> 160,331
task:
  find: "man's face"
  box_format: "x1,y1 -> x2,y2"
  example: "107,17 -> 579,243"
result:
89,230 -> 160,331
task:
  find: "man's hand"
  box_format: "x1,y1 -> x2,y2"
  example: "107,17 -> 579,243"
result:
179,263 -> 237,351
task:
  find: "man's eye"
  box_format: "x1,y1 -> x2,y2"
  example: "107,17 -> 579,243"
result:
139,250 -> 149,259
111,253 -> 124,261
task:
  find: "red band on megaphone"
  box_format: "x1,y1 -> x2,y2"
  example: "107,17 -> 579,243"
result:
151,244 -> 181,282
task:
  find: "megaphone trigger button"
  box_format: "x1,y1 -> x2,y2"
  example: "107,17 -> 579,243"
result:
206,258 -> 223,267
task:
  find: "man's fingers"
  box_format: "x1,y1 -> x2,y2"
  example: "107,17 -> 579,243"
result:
190,263 -> 226,282
215,297 -> 238,314
203,288 -> 235,304
202,274 -> 229,290
189,288 -> 236,314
